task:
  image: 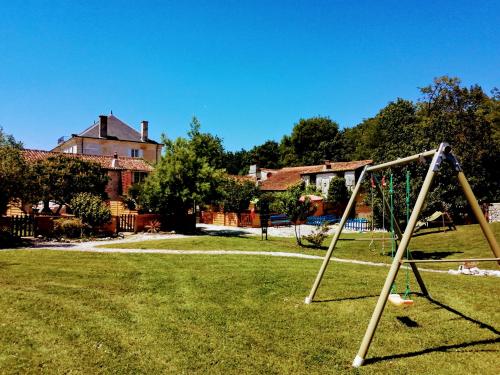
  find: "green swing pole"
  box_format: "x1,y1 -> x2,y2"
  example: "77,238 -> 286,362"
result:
389,174 -> 397,294
373,176 -> 429,296
352,143 -> 444,368
403,170 -> 412,299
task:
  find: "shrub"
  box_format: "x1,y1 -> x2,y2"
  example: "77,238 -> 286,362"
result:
70,193 -> 111,230
327,177 -> 348,204
0,230 -> 25,248
53,218 -> 86,238
303,223 -> 330,248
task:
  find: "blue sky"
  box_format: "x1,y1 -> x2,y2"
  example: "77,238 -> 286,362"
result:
0,0 -> 499,151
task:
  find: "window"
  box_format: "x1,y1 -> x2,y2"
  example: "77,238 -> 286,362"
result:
133,172 -> 148,184
130,149 -> 140,158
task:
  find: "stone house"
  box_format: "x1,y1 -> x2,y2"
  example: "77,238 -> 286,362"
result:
253,160 -> 372,194
51,113 -> 162,164
6,150 -> 154,216
250,160 -> 373,217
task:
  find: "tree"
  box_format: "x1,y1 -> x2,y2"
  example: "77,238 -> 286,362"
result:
250,140 -> 281,169
188,116 -> 225,169
272,182 -> 314,246
288,117 -> 343,165
139,129 -> 226,231
31,155 -> 109,214
415,76 -> 500,218
0,128 -> 28,214
218,177 -> 259,214
327,177 -> 348,204
222,149 -> 253,175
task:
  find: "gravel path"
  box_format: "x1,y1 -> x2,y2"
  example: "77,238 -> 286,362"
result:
15,223 -> 496,276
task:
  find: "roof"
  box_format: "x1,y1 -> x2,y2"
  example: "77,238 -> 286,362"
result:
78,114 -> 159,144
259,160 -> 372,191
228,174 -> 257,182
22,149 -> 154,172
301,160 -> 373,174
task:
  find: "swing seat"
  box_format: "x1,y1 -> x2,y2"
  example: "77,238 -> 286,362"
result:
388,293 -> 414,307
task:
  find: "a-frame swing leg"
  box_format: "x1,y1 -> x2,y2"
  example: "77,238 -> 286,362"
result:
457,172 -> 500,263
352,146 -> 441,368
304,166 -> 369,304
374,182 -> 430,296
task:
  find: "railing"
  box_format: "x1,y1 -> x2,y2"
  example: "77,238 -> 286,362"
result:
119,214 -> 136,232
344,218 -> 369,232
10,215 -> 35,237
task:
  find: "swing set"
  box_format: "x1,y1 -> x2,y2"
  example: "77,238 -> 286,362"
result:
303,142 -> 500,368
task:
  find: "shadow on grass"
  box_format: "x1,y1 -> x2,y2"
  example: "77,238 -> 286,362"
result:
366,295 -> 500,365
412,228 -> 455,237
426,296 -> 500,335
312,294 -> 380,303
396,316 -> 420,328
399,250 -> 463,260
197,228 -> 252,238
365,337 -> 500,365
0,262 -> 21,269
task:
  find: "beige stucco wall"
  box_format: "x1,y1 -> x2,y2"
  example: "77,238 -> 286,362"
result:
53,137 -> 162,163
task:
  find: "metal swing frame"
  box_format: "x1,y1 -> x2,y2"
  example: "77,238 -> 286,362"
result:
303,142 -> 500,367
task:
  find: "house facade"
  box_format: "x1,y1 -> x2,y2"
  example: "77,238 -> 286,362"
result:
252,160 -> 372,194
51,114 -> 162,164
249,160 -> 373,217
11,150 -> 154,216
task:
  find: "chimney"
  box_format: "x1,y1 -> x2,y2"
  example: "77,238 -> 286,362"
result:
324,160 -> 332,170
111,152 -> 119,168
99,115 -> 108,138
140,120 -> 149,142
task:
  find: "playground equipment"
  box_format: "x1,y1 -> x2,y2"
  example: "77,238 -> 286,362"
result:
303,143 -> 500,368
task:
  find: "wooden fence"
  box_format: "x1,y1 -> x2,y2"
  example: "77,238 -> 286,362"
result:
118,214 -> 136,232
10,215 -> 35,237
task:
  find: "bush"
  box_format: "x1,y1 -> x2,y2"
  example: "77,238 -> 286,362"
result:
70,193 -> 111,230
0,230 -> 25,248
303,223 -> 330,248
327,177 -> 348,204
53,218 -> 86,238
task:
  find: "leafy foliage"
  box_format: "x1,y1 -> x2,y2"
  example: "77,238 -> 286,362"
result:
272,182 -> 315,246
70,193 -> 111,229
31,155 -> 109,213
327,177 -> 349,204
0,128 -> 28,214
302,222 -> 329,248
218,177 -> 259,213
53,217 -> 87,238
139,119 -> 226,231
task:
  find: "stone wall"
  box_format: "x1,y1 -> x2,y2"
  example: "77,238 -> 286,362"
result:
488,203 -> 500,223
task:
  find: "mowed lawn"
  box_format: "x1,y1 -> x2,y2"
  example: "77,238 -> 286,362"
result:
0,250 -> 499,374
99,223 -> 500,270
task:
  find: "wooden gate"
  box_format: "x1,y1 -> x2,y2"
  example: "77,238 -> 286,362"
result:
119,214 -> 136,232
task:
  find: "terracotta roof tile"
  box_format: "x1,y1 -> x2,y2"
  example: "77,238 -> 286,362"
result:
22,149 -> 153,172
259,160 -> 372,191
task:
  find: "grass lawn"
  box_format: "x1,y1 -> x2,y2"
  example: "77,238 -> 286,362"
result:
99,223 -> 500,271
0,250 -> 498,374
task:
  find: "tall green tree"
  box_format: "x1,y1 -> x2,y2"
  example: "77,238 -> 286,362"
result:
286,117 -> 343,166
140,128 -> 226,231
250,140 -> 281,169
188,116 -> 225,169
0,128 -> 28,214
